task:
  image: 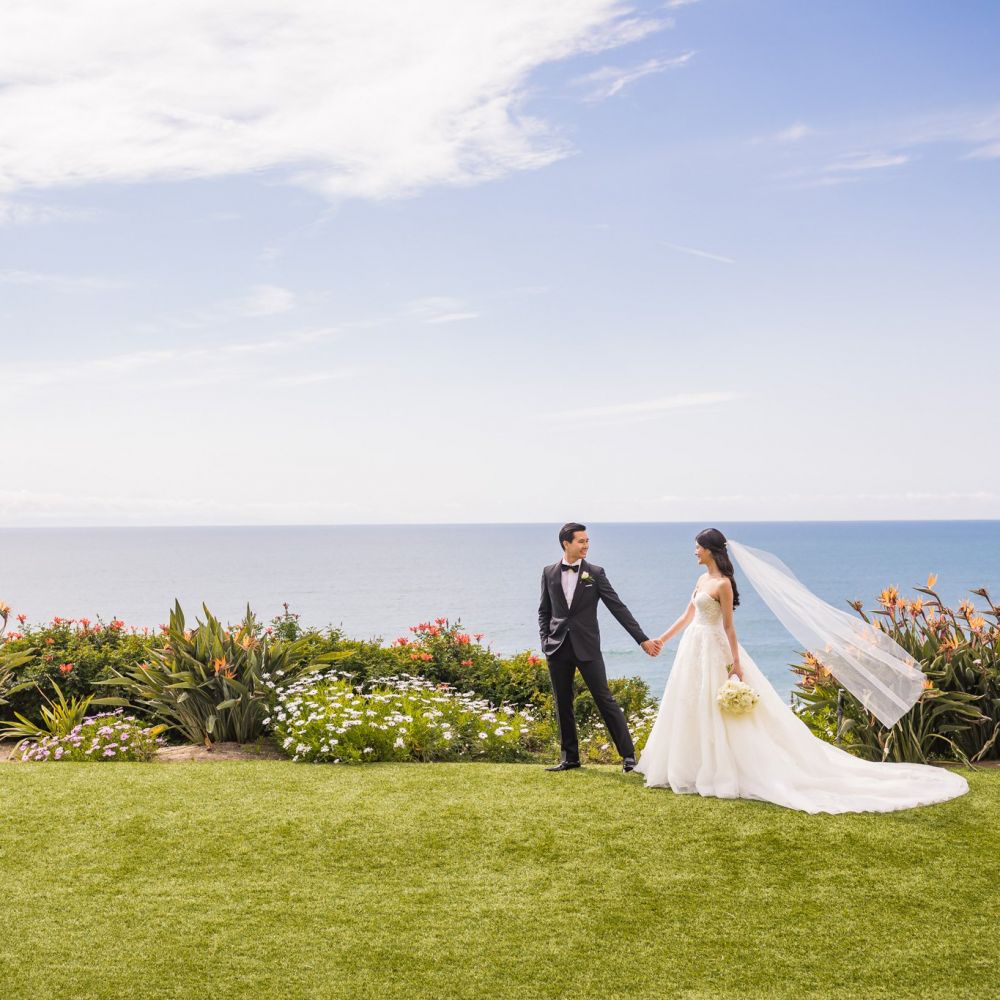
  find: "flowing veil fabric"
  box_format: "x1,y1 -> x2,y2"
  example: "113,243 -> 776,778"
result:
728,541 -> 925,728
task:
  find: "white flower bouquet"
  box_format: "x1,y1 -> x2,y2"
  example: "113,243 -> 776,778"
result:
716,675 -> 759,715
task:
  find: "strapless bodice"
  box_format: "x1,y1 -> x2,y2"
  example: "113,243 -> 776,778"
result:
691,590 -> 724,628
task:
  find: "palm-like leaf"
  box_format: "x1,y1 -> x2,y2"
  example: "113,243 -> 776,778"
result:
95,600 -> 349,745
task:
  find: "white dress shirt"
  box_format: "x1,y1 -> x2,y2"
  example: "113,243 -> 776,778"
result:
560,558 -> 583,606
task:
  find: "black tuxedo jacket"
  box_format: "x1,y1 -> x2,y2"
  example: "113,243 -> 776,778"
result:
538,559 -> 648,661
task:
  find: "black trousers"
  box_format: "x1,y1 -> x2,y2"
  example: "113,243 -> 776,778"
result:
546,636 -> 635,762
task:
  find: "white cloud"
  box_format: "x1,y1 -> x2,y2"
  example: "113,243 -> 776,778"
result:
551,391 -> 741,421
825,151 -> 910,173
405,297 -> 480,324
965,142 -> 1000,160
270,370 -> 358,386
0,487 -> 359,525
661,241 -> 734,264
0,200 -> 96,226
0,1 -> 669,202
774,122 -> 813,143
0,326 -> 347,391
0,269 -> 124,291
575,52 -> 694,101
239,285 -> 297,317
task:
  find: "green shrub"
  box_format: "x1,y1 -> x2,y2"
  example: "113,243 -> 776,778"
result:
0,613 -> 157,722
97,601 -> 347,745
1,680 -> 96,741
578,705 -> 659,764
793,575 -> 999,764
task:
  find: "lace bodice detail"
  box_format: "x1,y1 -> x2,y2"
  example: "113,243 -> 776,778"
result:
692,589 -> 724,628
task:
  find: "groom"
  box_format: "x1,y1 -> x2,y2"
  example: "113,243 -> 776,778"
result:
538,522 -> 661,773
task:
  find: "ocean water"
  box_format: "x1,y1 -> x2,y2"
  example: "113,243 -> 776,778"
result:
2,521 -> 998,700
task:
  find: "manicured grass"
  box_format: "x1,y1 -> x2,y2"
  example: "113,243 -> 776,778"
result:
1,763 -> 997,999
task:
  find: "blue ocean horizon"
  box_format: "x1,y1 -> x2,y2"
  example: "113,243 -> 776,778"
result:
2,520 -> 998,701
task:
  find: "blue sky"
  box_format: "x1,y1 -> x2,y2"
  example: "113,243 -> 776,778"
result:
1,0 -> 998,525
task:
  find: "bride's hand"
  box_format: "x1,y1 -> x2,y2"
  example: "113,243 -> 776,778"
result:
729,663 -> 744,681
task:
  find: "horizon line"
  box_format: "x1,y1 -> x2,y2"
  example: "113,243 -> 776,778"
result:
2,517 -> 1000,530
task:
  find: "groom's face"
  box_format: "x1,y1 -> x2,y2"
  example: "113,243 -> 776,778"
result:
562,531 -> 589,562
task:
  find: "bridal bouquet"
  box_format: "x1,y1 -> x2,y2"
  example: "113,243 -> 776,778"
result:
716,675 -> 760,715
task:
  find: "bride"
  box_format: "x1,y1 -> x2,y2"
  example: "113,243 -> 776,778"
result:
634,528 -> 969,813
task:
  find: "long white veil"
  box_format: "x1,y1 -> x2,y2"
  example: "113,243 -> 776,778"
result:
728,541 -> 925,728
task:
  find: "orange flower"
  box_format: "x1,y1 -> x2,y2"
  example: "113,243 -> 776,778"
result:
461,659 -> 473,667
17,613 -> 27,624
0,601 -> 10,618
212,657 -> 228,674
926,573 -> 938,589
922,678 -> 934,690
110,619 -> 125,630
969,616 -> 987,632
435,617 -> 447,626
909,599 -> 924,616
878,586 -> 899,609
58,662 -> 74,674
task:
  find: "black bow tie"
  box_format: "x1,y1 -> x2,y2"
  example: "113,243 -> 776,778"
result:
561,564 -> 580,573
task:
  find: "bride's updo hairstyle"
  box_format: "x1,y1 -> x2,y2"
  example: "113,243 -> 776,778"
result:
695,528 -> 741,608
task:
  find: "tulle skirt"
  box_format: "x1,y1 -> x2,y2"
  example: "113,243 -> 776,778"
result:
635,623 -> 969,814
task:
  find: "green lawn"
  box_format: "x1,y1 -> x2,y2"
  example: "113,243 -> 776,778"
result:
1,763 -> 997,1000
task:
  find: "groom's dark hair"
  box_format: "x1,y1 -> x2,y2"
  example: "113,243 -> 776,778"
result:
559,522 -> 586,550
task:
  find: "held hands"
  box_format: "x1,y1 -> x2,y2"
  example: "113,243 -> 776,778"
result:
641,638 -> 663,657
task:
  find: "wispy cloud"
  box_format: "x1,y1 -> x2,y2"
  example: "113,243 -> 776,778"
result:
773,122 -> 813,143
775,106 -> 1000,189
575,52 -> 694,101
0,326 -> 348,391
0,2 -> 670,202
0,200 -> 96,227
269,369 -> 359,386
551,391 -> 741,422
661,241 -> 735,264
0,487 -> 361,524
0,269 -> 124,291
405,297 -> 480,325
238,284 -> 296,318
825,151 -> 910,173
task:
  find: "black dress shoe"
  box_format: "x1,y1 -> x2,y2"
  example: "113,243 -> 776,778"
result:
622,757 -> 637,773
545,761 -> 581,771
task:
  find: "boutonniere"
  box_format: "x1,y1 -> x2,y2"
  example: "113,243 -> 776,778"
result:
580,571 -> 594,585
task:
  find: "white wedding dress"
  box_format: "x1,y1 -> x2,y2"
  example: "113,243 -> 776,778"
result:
635,589 -> 969,814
